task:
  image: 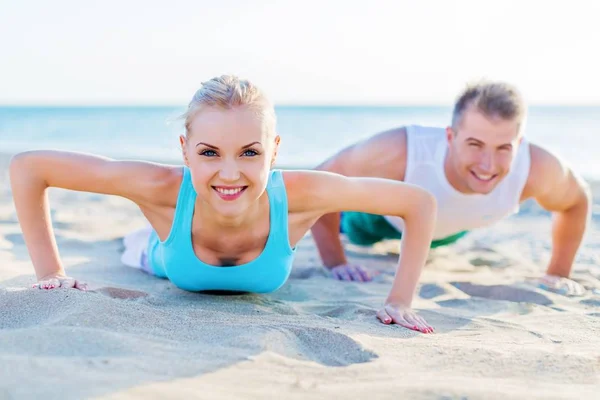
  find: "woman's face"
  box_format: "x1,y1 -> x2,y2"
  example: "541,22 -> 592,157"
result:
181,106 -> 279,219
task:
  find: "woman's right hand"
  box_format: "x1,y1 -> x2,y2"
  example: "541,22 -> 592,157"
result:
32,273 -> 88,291
9,150 -> 178,286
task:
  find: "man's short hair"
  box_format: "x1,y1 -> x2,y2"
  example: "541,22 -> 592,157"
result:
451,80 -> 526,132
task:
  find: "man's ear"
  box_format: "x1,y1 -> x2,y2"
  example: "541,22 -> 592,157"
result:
445,126 -> 455,145
179,135 -> 189,166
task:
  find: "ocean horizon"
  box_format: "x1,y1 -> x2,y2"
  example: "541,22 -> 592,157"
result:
1,105 -> 598,180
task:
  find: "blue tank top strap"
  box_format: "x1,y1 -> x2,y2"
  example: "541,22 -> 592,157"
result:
265,169 -> 294,255
163,166 -> 196,246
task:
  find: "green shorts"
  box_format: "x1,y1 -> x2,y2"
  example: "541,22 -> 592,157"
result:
340,211 -> 468,248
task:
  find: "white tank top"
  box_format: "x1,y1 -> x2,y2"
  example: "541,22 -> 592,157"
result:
383,125 -> 530,240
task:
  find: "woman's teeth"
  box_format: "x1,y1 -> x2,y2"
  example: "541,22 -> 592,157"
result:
215,187 -> 243,195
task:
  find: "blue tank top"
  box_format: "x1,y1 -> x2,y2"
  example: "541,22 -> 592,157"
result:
146,167 -> 296,293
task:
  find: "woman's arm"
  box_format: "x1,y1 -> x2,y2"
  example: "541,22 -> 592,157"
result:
9,150 -> 178,283
286,170 -> 437,332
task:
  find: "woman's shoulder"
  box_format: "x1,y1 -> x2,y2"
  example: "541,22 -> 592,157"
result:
279,169 -> 343,189
278,169 -> 312,191
131,162 -> 185,208
279,169 -> 339,213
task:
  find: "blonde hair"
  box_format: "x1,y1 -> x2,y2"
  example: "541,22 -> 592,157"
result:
452,80 -> 526,132
181,75 -> 276,137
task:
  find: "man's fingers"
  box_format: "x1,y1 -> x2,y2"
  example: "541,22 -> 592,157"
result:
328,268 -> 341,280
539,275 -> 560,288
565,280 -> 575,294
347,267 -> 364,282
538,275 -> 586,297
568,281 -> 585,296
336,268 -> 351,281
328,264 -> 373,283
357,267 -> 372,282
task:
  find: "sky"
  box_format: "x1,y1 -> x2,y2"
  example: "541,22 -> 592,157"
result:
1,0 -> 599,105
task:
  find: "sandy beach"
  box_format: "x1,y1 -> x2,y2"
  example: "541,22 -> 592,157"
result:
1,152 -> 599,400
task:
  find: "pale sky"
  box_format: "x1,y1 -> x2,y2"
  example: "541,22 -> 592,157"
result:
1,0 -> 599,105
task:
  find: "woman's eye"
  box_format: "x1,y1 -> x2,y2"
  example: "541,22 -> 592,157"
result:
200,150 -> 217,157
243,149 -> 258,156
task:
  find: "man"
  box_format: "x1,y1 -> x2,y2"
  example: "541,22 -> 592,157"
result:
311,81 -> 591,295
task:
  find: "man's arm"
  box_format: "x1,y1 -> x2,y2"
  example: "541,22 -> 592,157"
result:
311,127 -> 408,268
521,144 -> 592,278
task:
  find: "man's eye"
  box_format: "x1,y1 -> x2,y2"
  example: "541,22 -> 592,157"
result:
200,150 -> 217,157
468,143 -> 481,147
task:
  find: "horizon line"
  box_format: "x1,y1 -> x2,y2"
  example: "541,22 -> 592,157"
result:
1,102 -> 600,108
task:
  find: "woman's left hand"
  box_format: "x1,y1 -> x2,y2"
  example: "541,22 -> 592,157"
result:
376,303 -> 434,333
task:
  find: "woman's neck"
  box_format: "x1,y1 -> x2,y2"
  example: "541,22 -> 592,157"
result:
194,192 -> 268,233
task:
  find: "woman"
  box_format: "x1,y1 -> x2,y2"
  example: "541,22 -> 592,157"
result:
10,75 -> 436,333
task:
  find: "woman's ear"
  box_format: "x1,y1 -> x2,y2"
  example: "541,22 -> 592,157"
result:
179,135 -> 189,166
270,135 -> 281,168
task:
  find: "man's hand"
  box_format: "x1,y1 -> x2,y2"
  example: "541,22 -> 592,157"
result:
523,144 -> 592,283
536,274 -> 585,296
328,264 -> 372,282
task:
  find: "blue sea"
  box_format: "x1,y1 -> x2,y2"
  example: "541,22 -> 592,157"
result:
0,106 -> 598,179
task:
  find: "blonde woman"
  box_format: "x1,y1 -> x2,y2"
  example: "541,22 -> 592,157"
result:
10,75 -> 436,333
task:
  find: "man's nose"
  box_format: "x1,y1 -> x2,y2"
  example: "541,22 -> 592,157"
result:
478,151 -> 495,172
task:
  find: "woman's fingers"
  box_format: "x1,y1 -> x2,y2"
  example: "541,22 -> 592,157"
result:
73,280 -> 88,291
31,277 -> 87,291
38,278 -> 60,290
404,313 -> 428,333
376,308 -> 393,324
379,305 -> 434,333
415,315 -> 434,333
383,306 -> 415,331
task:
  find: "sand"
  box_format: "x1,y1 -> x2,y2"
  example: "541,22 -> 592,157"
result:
1,153 -> 599,399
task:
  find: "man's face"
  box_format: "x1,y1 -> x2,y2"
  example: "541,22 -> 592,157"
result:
446,107 -> 522,194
